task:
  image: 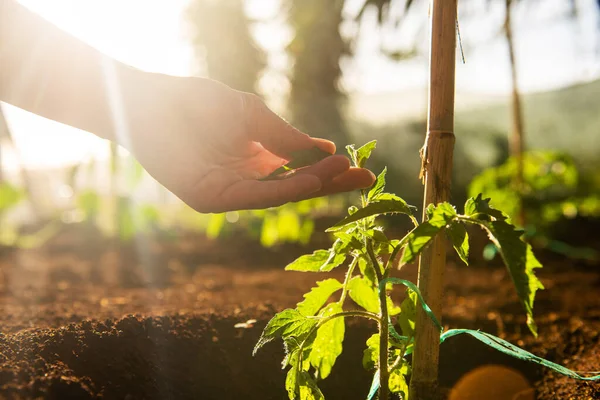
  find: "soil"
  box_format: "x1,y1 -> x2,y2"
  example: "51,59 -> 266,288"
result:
0,222 -> 598,399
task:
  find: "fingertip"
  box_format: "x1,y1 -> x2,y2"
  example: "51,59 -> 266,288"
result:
311,138 -> 336,154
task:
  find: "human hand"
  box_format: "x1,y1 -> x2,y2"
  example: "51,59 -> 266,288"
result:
122,74 -> 375,213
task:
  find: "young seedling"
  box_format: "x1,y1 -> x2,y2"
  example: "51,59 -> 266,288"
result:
253,141 -> 580,399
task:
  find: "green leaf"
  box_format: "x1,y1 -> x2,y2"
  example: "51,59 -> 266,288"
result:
77,190 -> 100,219
285,249 -> 346,272
207,213 -> 226,239
362,333 -> 379,370
348,276 -> 380,313
358,257 -> 377,287
388,362 -> 410,397
398,290 -> 417,337
286,367 -> 325,400
478,219 -> 544,336
327,198 -> 417,232
253,309 -> 317,355
296,279 -> 343,316
346,140 -> 377,168
464,194 -> 507,221
310,303 -> 345,379
367,167 -> 386,201
400,202 -> 457,264
447,222 -> 469,265
332,231 -> 363,254
0,182 -> 24,211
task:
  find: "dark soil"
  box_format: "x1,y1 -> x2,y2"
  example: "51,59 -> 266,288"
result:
0,223 -> 598,399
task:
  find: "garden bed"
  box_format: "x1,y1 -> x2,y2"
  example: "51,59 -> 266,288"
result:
0,228 -> 598,399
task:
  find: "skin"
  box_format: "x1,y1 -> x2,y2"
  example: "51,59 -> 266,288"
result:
0,0 -> 375,213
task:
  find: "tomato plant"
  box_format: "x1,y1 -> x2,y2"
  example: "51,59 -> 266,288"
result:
254,142 -> 599,399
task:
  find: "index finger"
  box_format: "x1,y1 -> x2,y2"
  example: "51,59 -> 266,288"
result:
243,93 -> 336,159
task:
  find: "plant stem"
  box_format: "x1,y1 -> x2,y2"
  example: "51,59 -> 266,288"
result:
378,274 -> 390,400
366,239 -> 383,281
339,257 -> 358,305
410,1 -> 457,399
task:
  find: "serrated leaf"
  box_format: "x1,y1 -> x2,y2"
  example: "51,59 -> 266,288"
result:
333,231 -> 363,254
464,194 -> 507,221
348,276 -> 380,313
400,202 -> 457,264
362,333 -> 380,370
479,219 -> 544,336
296,279 -> 343,316
368,167 -> 387,201
254,309 -> 317,355
355,140 -> 377,168
398,290 -> 417,337
327,199 -> 417,232
358,257 -> 377,287
388,362 -> 410,397
285,249 -> 346,272
286,367 -> 325,400
447,222 -> 469,265
309,303 -> 345,379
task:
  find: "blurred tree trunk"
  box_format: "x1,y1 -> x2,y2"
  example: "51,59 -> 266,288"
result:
504,0 -> 526,226
187,0 -> 265,94
287,0 -> 350,148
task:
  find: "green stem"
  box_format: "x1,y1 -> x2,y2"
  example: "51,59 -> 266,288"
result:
389,334 -> 414,372
339,257 -> 358,305
366,239 -> 383,281
379,273 -> 390,400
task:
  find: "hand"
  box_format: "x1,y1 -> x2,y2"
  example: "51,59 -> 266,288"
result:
122,74 -> 375,213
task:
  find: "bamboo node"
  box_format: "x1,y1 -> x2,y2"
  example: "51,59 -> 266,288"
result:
419,130 -> 455,183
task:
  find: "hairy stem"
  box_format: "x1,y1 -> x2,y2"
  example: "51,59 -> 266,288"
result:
366,239 -> 383,281
379,274 -> 390,400
339,257 -> 359,305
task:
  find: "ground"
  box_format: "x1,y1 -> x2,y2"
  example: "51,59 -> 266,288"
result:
0,223 -> 598,399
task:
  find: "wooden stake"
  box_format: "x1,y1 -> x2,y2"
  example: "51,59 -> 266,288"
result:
410,1 -> 457,399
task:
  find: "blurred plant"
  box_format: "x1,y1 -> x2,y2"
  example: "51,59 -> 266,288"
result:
187,0 -> 266,94
285,0 -> 350,147
469,150 -> 600,260
201,196 -> 344,248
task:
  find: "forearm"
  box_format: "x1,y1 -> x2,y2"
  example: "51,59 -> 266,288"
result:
0,0 -> 142,142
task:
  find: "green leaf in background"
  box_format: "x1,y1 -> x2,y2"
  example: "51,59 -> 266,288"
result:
260,213 -> 279,247
362,333 -> 379,370
310,303 -> 345,379
286,367 -> 325,400
117,197 -> 135,241
127,157 -> 146,189
296,279 -> 343,316
0,182 -> 24,212
285,249 -> 346,272
398,290 -> 417,337
327,198 -> 416,232
332,231 -> 363,254
278,210 -> 301,242
76,190 -> 100,220
400,202 -> 457,265
447,222 -> 470,265
207,213 -> 226,239
367,167 -> 387,201
478,219 -> 544,336
388,362 -> 410,397
348,276 -> 380,313
254,309 -> 317,355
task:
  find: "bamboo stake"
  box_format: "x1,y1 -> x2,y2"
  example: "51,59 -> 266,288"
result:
505,0 -> 526,226
410,1 -> 457,399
